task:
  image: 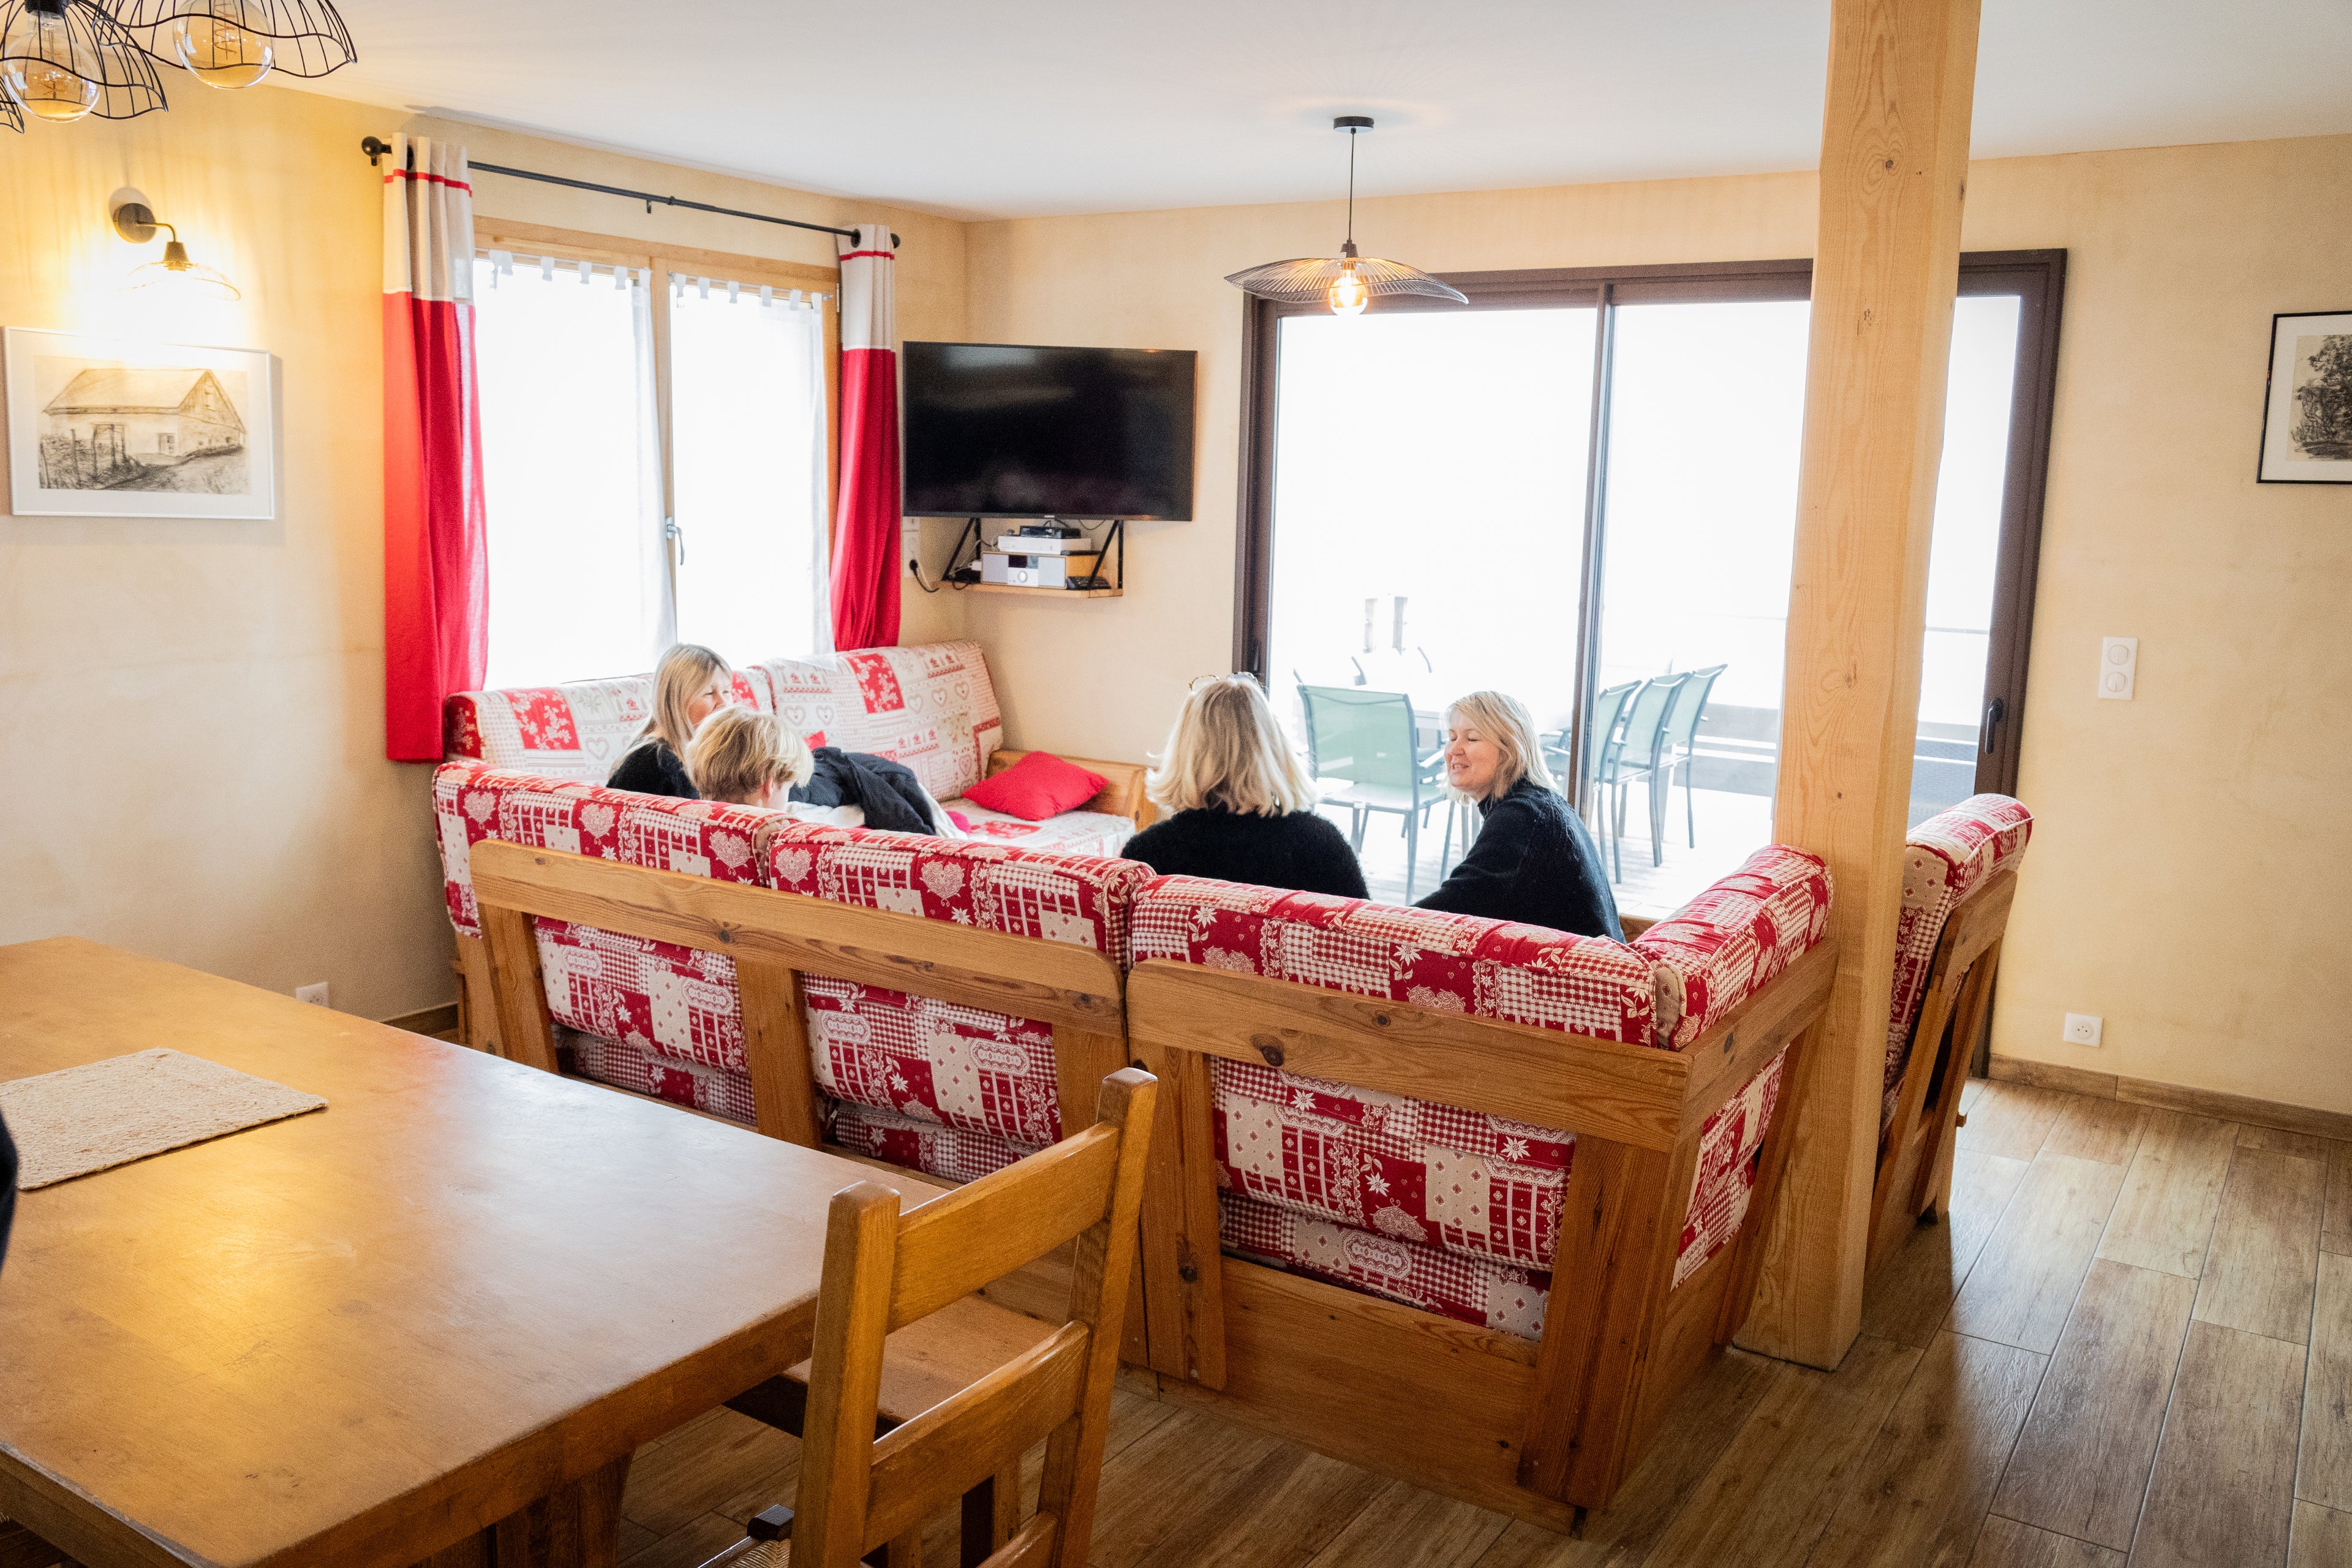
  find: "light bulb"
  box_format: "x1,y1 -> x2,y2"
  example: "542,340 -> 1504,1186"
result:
2,5 -> 100,123
1328,264 -> 1368,317
174,0 -> 274,89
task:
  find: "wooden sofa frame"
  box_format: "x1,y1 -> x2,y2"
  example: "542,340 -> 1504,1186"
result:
1123,938 -> 1839,1525
1866,865 -> 2019,1273
464,839 -> 1146,1354
450,748 -> 1152,1052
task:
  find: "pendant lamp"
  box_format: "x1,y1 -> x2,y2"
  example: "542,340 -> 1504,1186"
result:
0,0 -> 167,123
101,0 -> 355,88
1226,116 -> 1468,315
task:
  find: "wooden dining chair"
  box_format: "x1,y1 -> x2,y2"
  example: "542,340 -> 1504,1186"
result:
702,1068 -> 1158,1568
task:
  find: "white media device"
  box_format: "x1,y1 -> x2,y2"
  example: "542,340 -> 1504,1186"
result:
982,551 -> 1088,589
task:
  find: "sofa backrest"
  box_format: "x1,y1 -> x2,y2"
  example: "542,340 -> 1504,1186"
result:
443,670 -> 769,785
1128,844 -> 1833,1054
744,641 -> 1003,802
763,827 -> 1149,1149
442,639 -> 1003,798
1886,793 -> 2034,1083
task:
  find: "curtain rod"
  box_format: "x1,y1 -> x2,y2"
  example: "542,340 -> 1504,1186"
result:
359,137 -> 897,250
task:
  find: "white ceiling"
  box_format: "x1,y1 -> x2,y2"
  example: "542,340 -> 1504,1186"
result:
298,1 -> 2352,221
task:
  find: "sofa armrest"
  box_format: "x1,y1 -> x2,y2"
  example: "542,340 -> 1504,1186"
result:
1620,914 -> 1656,939
986,749 -> 1157,832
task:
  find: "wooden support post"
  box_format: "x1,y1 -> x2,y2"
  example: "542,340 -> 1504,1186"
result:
1740,0 -> 1982,1367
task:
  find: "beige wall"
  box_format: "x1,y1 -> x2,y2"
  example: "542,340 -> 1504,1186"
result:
0,88 -> 960,1022
962,135 -> 2352,1114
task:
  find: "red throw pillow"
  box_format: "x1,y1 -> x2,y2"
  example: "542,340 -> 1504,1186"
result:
962,752 -> 1107,822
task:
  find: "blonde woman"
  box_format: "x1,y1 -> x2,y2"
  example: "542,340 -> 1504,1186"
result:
688,705 -> 958,836
1125,674 -> 1367,898
609,644 -> 736,798
1415,690 -> 1623,940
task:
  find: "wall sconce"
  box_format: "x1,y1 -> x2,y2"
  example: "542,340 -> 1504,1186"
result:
112,198 -> 240,300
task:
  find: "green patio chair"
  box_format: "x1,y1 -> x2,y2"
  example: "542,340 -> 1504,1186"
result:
1298,684 -> 1446,901
1652,663 -> 1728,851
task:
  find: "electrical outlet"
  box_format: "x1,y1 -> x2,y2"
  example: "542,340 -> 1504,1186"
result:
2098,637 -> 2137,701
296,982 -> 330,1008
2062,1012 -> 2103,1047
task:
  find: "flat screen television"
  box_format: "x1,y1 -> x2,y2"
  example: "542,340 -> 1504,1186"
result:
900,341 -> 1196,520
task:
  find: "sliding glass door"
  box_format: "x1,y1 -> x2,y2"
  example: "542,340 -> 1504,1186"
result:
1241,254 -> 2063,915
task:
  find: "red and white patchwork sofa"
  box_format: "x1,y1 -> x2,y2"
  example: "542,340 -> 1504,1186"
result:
442,640 -> 1139,858
435,761 -> 1145,1155
1883,794 -> 2034,1126
1128,845 -> 1828,1339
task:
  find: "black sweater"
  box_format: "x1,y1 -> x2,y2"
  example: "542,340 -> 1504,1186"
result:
1415,778 -> 1624,941
607,737 -> 696,799
1123,807 -> 1370,900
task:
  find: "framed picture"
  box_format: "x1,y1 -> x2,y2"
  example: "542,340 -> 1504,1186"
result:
4,326 -> 276,519
2258,310 -> 2352,484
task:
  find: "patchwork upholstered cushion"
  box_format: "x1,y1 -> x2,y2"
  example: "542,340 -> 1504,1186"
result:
561,1027 -> 758,1125
443,671 -> 767,785
1128,878 -> 1662,1047
1674,1046 -> 1788,1286
1884,795 -> 2034,1123
950,801 -> 1135,858
764,827 -> 1150,1166
747,641 -> 1005,804
1221,1187 -> 1551,1338
1213,1057 -> 1572,1272
1632,846 -> 1835,1050
828,1100 -> 1037,1185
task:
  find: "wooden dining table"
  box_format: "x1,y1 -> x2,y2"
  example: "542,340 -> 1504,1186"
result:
0,937 -> 940,1568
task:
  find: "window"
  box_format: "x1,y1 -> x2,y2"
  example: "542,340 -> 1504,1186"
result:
470,227 -> 835,688
1241,254 -> 2063,915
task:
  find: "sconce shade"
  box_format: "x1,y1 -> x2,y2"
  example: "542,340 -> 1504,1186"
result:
0,0 -> 167,121
100,0 -> 353,80
0,79 -> 21,129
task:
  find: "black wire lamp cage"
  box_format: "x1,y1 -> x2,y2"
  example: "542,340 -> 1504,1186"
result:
1226,116 -> 1469,314
103,0 -> 355,86
0,0 -> 168,126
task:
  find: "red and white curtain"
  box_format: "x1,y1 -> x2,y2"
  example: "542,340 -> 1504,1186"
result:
829,222 -> 900,650
382,135 -> 489,760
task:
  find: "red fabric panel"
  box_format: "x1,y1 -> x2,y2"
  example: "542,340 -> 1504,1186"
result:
383,292 -> 488,760
829,346 -> 901,651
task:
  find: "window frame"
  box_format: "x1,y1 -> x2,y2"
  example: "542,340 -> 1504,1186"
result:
470,217 -> 842,640
1233,249 -> 2065,803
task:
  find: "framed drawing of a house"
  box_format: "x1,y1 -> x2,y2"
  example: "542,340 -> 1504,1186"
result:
4,328 -> 277,519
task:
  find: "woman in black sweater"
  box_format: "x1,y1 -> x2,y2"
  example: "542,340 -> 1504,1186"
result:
1123,675 -> 1368,899
608,644 -> 735,797
1415,690 -> 1623,941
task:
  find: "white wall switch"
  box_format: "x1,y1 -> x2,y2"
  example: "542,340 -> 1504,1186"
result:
2098,636 -> 2137,701
296,982 -> 331,1008
2062,1012 -> 2103,1046
902,516 -> 924,576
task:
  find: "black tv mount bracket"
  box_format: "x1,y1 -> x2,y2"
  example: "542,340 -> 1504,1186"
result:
932,517 -> 1126,593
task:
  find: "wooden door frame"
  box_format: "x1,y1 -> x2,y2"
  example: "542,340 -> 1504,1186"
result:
1232,249 -> 2065,806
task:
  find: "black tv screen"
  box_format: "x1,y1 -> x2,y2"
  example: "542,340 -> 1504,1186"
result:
901,342 -> 1196,520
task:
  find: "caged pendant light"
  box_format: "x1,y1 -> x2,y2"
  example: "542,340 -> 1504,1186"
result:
1226,116 -> 1469,315
0,0 -> 167,126
102,0 -> 355,88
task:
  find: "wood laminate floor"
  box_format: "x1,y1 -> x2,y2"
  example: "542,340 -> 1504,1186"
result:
6,1079 -> 2340,1568
615,1077 -> 2351,1568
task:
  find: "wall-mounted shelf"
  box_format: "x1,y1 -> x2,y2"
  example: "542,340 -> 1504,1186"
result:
963,582 -> 1123,599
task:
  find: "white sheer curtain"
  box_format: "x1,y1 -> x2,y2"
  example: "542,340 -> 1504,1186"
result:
669,278 -> 831,663
473,254 -> 667,688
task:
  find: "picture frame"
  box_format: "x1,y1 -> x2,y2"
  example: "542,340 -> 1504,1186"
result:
4,326 -> 277,519
2257,309 -> 2352,484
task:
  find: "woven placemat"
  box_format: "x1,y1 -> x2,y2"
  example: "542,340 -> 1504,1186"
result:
1,1048 -> 326,1189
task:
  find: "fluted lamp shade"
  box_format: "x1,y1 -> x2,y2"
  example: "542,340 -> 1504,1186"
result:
0,0 -> 168,122
1227,116 -> 1468,315
1224,249 -> 1469,309
102,0 -> 355,85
